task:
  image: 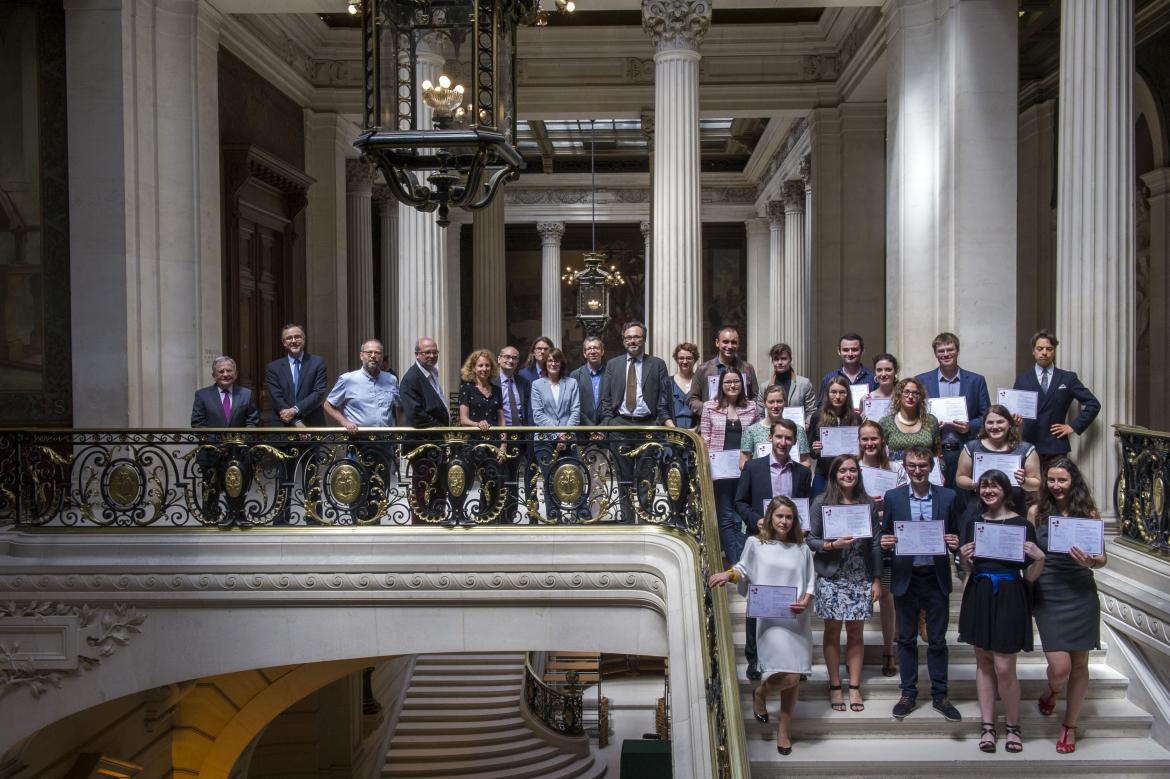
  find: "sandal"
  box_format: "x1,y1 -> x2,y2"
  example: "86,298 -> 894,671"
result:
848,684 -> 865,712
1004,723 -> 1023,753
752,686 -> 769,723
978,722 -> 998,753
1038,685 -> 1058,716
882,653 -> 897,677
828,684 -> 845,712
1056,723 -> 1077,754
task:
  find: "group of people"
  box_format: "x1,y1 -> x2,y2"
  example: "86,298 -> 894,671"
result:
705,328 -> 1103,758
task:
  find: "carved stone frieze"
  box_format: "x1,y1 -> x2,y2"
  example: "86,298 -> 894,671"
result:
802,53 -> 840,82
765,118 -> 810,183
627,58 -> 656,83
837,8 -> 881,73
701,187 -> 757,205
505,187 -> 753,207
642,0 -> 712,51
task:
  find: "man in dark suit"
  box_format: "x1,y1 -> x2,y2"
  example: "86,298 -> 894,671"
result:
265,323 -> 329,427
914,332 -> 990,486
495,344 -> 533,522
570,336 -> 606,426
518,335 -> 553,386
733,418 -> 812,679
685,326 -> 760,416
191,356 -> 260,428
400,337 -> 450,522
1012,329 -> 1100,463
879,445 -> 962,722
598,321 -> 674,522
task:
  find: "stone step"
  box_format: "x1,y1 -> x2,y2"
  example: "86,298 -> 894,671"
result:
383,744 -> 562,777
402,693 -> 520,709
408,673 -> 524,686
414,653 -> 526,665
398,705 -> 520,723
387,737 -> 546,764
389,726 -> 534,749
383,751 -> 591,779
745,735 -> 1170,777
392,715 -> 527,736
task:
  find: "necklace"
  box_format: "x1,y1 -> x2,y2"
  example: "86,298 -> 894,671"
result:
896,412 -> 918,426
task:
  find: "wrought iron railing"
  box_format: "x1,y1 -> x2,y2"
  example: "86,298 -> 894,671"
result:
524,653 -> 585,737
1115,424 -> 1170,555
0,425 -> 749,777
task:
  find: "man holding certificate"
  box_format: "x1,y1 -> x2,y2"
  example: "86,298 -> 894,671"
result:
879,446 -> 962,722
1011,329 -> 1100,463
915,332 -> 990,485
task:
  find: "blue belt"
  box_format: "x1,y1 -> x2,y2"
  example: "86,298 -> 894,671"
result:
973,571 -> 1019,595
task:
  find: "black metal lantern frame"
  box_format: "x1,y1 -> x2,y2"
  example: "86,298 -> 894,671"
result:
354,0 -> 536,226
566,251 -> 624,337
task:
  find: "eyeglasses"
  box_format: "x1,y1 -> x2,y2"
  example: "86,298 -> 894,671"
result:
623,335 -> 644,342
904,461 -> 931,470
361,350 -> 383,356
901,390 -> 921,397
416,349 -> 439,356
499,354 -> 519,360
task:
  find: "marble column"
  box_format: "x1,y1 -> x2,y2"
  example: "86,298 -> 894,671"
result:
640,220 -> 652,326
445,224 -> 462,386
65,0 -> 225,426
346,159 -> 376,347
800,156 -> 814,365
374,186 -> 398,368
744,218 -> 771,372
766,200 -> 785,349
641,109 -> 654,324
642,0 -> 710,357
1142,168 -> 1170,432
473,195 -> 507,350
782,180 -> 808,367
1055,0 -> 1135,508
885,0 -> 1018,384
537,222 -> 566,345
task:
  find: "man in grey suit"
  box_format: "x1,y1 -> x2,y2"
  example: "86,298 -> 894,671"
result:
570,336 -> 606,426
191,356 -> 260,428
598,321 -> 674,522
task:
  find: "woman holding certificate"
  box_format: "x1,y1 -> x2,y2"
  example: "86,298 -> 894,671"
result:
878,378 -> 941,461
860,354 -> 899,421
808,455 -> 883,713
958,469 -> 1046,754
701,369 -> 760,564
1028,457 -> 1105,754
859,420 -> 908,676
709,497 -> 816,755
955,404 -> 1040,514
808,376 -> 863,496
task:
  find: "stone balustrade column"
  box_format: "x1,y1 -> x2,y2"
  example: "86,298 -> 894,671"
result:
538,222 -> 566,345
744,218 -> 771,373
346,159 -> 376,347
1055,0 -> 1135,509
642,0 -> 710,356
766,200 -> 785,348
1141,167 -> 1170,432
374,185 -> 398,366
782,180 -> 808,367
473,195 -> 507,349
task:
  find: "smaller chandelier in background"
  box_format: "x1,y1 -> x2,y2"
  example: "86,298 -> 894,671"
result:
563,252 -> 625,337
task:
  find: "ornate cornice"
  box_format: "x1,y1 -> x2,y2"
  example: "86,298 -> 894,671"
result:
642,0 -> 712,52
765,118 -> 810,185
505,187 -> 755,206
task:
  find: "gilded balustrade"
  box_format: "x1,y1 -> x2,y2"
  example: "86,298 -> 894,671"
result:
1115,424 -> 1170,555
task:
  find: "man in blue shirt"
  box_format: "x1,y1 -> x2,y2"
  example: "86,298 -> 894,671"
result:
818,332 -> 876,403
914,332 -> 990,486
570,336 -> 606,426
324,339 -> 400,431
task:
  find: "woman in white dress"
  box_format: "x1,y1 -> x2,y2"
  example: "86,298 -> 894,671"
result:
709,496 -> 816,755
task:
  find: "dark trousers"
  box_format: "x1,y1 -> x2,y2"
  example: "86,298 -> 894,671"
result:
940,447 -> 962,488
745,615 -> 759,666
610,415 -> 655,523
714,478 -> 744,564
895,568 -> 951,701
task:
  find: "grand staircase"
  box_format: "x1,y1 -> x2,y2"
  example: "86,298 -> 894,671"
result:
382,652 -> 606,779
727,581 -> 1170,777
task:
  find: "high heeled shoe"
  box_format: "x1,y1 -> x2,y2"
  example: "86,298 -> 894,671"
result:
752,686 -> 769,724
881,653 -> 897,677
1038,685 -> 1058,716
1056,723 -> 1077,754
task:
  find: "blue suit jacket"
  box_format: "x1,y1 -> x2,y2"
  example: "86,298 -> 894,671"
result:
881,484 -> 959,597
264,352 -> 328,427
914,368 -> 991,440
734,456 -> 812,534
1012,367 -> 1100,455
191,384 -> 260,428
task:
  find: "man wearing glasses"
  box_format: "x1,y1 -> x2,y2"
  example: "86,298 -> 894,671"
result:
324,339 -> 400,431
495,344 -> 532,522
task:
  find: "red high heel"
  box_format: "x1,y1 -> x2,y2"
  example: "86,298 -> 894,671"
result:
1038,685 -> 1058,716
1056,723 -> 1077,754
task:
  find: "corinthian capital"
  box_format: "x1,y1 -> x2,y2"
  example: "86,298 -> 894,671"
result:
782,180 -> 806,213
642,0 -> 712,52
537,221 -> 566,246
346,159 -> 375,192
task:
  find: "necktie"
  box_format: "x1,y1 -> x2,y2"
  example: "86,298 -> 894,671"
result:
222,390 -> 232,422
292,358 -> 301,396
1041,368 -> 1050,393
429,370 -> 442,398
625,359 -> 637,414
506,379 -> 519,425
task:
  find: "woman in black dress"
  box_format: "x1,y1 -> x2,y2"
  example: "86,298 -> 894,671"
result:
958,469 -> 1046,755
458,349 -> 505,430
808,376 -> 863,497
1028,457 -> 1106,754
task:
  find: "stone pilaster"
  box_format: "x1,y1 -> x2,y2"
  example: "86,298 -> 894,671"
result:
766,200 -> 785,350
473,196 -> 507,350
346,159 -> 376,347
537,222 -> 566,346
782,180 -> 808,367
744,218 -> 771,373
1055,0 -> 1135,509
374,186 -> 398,367
1141,168 -> 1170,432
642,0 -> 711,356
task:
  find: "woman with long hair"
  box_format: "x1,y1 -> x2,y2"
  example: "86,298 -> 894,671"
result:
878,377 -> 940,461
958,469 -> 1046,755
808,376 -> 863,495
1028,457 -> 1106,754
519,335 -> 555,384
956,404 -> 1041,514
861,354 -> 899,420
808,455 -> 882,714
701,369 -> 759,563
709,496 -> 816,755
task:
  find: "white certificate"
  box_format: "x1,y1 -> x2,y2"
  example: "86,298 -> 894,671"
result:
997,388 -> 1039,419
1047,516 -> 1105,557
756,441 -> 800,462
819,425 -> 860,457
860,466 -> 899,498
928,397 -> 969,423
893,520 -> 946,556
709,449 -> 740,480
761,496 -> 811,532
929,460 -> 945,486
862,397 -> 891,420
821,504 -> 873,539
707,375 -> 720,400
850,383 -> 869,410
972,452 -> 1022,483
782,406 -> 806,428
974,521 -> 1026,562
746,585 -> 798,620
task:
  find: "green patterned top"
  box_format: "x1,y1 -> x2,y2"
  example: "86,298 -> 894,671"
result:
878,413 -> 941,457
740,420 -> 811,459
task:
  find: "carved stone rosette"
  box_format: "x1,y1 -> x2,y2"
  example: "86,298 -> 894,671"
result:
641,0 -> 712,52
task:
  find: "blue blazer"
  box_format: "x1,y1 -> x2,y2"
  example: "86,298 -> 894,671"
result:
734,456 -> 812,534
264,352 -> 329,427
1012,367 -> 1100,455
191,384 -> 260,428
914,368 -> 991,440
880,484 -> 959,597
530,377 -> 581,438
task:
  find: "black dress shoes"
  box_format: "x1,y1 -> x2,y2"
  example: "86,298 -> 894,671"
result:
746,661 -> 762,681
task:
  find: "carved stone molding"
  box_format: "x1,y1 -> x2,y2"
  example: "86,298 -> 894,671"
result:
627,58 -> 656,83
802,53 -> 840,81
0,602 -> 146,699
505,187 -> 754,207
701,187 -> 757,205
765,118 -> 810,184
1101,592 -> 1170,653
642,0 -> 712,52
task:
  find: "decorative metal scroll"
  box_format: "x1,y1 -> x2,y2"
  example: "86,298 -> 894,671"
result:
1115,424 -> 1170,555
524,655 -> 584,737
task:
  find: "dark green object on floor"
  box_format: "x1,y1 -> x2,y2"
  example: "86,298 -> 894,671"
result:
620,738 -> 672,778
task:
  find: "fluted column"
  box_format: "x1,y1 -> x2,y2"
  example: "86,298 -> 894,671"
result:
744,218 -> 771,372
445,223 -> 462,385
396,47 -> 448,372
640,220 -> 652,324
473,195 -> 507,349
1055,0 -> 1135,510
538,222 -> 566,345
782,180 -> 808,366
346,159 -> 376,347
800,156 -> 814,365
642,0 -> 710,357
374,185 -> 398,366
641,109 -> 655,324
766,200 -> 785,348
1142,167 -> 1170,431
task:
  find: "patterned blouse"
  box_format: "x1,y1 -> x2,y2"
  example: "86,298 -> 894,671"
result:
878,412 -> 941,459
